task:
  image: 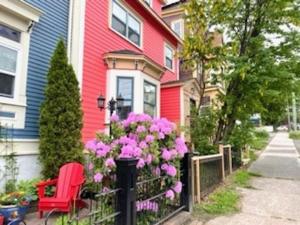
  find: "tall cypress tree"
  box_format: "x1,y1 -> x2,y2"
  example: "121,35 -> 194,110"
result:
39,40 -> 84,178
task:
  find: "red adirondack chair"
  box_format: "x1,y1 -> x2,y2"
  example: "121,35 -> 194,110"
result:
37,162 -> 85,218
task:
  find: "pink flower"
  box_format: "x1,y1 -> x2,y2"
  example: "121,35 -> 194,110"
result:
145,135 -> 154,143
150,124 -> 159,132
162,148 -> 172,161
136,125 -> 146,133
175,137 -> 188,157
94,173 -> 103,183
158,132 -> 165,139
153,167 -> 161,176
88,163 -> 94,170
139,141 -> 148,149
173,181 -> 182,193
120,145 -> 134,158
133,147 -> 142,157
85,139 -> 97,152
161,163 -> 168,171
105,158 -> 116,168
110,114 -> 119,122
166,165 -> 177,177
137,158 -> 145,169
145,154 -> 153,165
165,190 -> 175,200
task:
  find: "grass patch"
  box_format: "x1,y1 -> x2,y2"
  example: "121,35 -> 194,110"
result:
250,130 -> 269,150
233,170 -> 252,188
289,131 -> 300,140
198,188 -> 240,215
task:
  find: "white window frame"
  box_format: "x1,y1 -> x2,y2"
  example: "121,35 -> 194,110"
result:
109,0 -> 143,49
171,19 -> 184,39
164,42 -> 174,71
0,35 -> 22,100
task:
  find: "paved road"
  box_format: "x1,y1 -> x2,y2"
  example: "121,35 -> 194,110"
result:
193,132 -> 300,225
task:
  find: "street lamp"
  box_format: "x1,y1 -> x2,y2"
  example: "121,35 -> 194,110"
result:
97,94 -> 124,135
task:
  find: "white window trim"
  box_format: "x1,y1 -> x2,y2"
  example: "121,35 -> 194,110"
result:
171,19 -> 184,39
164,42 -> 175,72
144,0 -> 153,7
108,0 -> 143,50
106,69 -> 160,124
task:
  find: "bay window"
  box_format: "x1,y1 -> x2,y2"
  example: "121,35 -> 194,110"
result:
117,77 -> 134,120
144,81 -> 156,117
111,1 -> 141,46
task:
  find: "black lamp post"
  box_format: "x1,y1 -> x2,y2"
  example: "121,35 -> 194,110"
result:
97,94 -> 124,135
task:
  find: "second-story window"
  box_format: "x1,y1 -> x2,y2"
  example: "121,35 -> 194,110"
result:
164,43 -> 174,70
111,0 -> 141,46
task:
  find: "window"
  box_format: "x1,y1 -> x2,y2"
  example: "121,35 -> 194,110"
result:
144,81 -> 156,116
0,24 -> 21,42
117,77 -> 134,120
111,1 -> 141,46
144,0 -> 152,6
0,24 -> 20,98
201,96 -> 211,106
164,44 -> 174,70
171,20 -> 183,39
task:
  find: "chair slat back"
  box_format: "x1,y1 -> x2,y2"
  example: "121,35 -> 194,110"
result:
56,163 -> 84,199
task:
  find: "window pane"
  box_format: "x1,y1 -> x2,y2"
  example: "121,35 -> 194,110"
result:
0,73 -> 14,97
112,1 -> 127,23
144,82 -> 156,116
0,45 -> 17,73
165,46 -> 173,59
128,15 -> 140,45
0,24 -> 20,42
144,0 -> 151,6
166,58 -> 173,69
117,77 -> 133,119
144,103 -> 155,117
144,82 -> 156,105
173,22 -> 182,37
112,16 -> 127,36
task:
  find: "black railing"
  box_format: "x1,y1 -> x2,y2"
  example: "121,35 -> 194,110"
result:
199,156 -> 223,197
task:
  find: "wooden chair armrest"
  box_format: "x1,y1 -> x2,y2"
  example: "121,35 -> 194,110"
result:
37,179 -> 58,199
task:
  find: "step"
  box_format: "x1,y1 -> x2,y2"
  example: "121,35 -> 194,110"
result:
163,212 -> 193,225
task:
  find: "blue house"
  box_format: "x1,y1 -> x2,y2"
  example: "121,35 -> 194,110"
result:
0,0 -> 85,185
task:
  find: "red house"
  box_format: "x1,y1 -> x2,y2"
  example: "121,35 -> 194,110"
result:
81,0 -> 200,141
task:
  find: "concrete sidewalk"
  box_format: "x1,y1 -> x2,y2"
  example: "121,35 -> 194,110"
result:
193,132 -> 300,225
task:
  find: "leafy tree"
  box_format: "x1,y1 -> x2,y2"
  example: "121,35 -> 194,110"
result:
39,40 -> 84,178
190,107 -> 218,155
184,0 -> 300,143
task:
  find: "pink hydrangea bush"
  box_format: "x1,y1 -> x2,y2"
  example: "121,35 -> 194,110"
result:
85,113 -> 188,201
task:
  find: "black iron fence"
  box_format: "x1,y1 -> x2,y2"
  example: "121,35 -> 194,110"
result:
199,155 -> 223,197
55,154 -> 192,225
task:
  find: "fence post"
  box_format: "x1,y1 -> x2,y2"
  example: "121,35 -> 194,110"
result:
116,158 -> 138,225
228,145 -> 233,174
181,152 -> 193,212
219,144 -> 225,181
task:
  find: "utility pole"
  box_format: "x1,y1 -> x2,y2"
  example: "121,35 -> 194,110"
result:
292,92 -> 297,131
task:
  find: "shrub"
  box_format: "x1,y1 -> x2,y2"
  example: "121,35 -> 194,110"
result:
85,113 -> 188,200
190,107 -> 218,155
39,40 -> 84,178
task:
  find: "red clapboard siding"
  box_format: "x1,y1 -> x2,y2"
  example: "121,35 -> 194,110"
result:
160,86 -> 181,124
82,0 -> 180,141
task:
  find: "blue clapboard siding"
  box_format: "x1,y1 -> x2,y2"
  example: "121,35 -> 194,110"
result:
13,0 -> 70,139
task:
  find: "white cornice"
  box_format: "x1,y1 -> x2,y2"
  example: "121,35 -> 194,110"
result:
0,0 -> 42,22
